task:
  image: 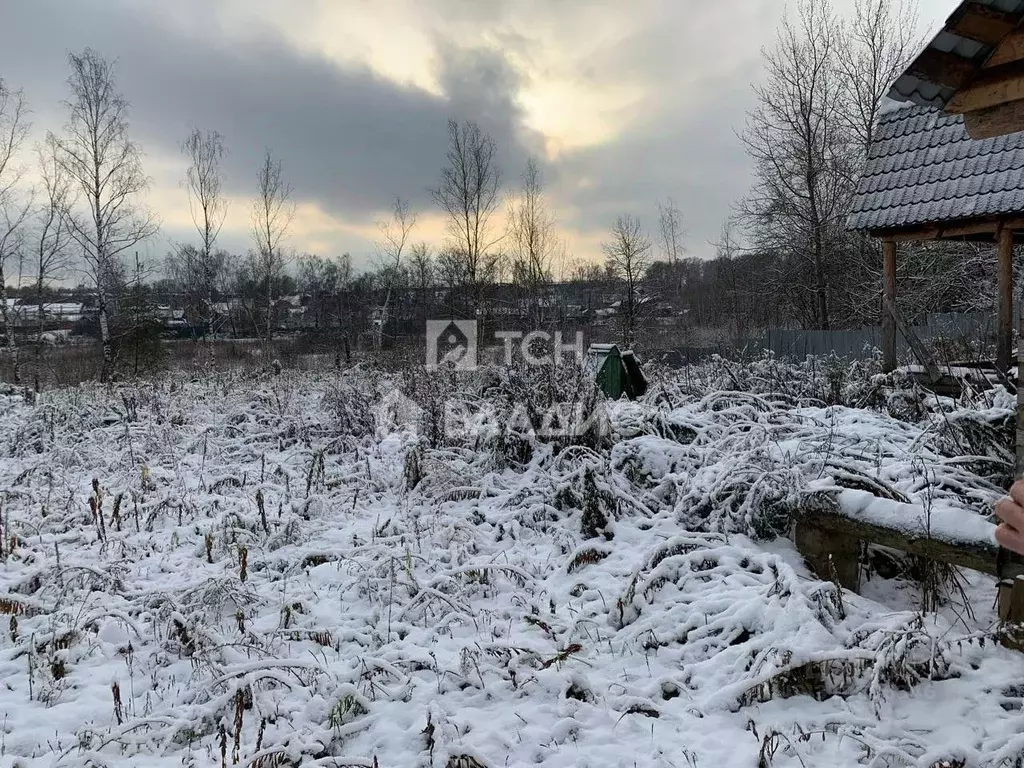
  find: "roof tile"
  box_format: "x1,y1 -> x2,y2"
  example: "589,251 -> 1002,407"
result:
847,104 -> 1024,232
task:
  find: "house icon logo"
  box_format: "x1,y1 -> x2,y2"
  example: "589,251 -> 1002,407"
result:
426,320 -> 477,370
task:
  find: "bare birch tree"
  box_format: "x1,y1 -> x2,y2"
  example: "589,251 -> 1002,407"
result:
373,196 -> 416,349
507,158 -> 560,321
603,215 -> 652,348
250,149 -> 295,341
181,128 -> 228,330
49,49 -> 158,381
657,198 -> 685,266
31,145 -> 74,388
0,80 -> 31,381
430,119 -> 502,308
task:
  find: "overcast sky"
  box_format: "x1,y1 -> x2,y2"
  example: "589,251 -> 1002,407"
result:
0,0 -> 952,274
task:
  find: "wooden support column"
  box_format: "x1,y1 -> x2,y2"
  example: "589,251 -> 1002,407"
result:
998,225 -> 1014,373
1018,313 -> 1024,479
999,575 -> 1024,651
882,240 -> 897,373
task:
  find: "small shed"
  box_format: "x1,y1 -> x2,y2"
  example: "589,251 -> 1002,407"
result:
587,343 -> 648,400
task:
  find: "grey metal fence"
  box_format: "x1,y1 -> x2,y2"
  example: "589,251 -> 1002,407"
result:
658,313 -> 996,365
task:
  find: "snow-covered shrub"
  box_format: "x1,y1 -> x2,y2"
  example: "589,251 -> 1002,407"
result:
323,373 -> 377,439
0,359 -> 1018,766
644,351 -> 885,409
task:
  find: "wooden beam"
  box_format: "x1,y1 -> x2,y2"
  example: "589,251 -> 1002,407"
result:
940,219 -> 1003,238
999,225 -> 1015,372
882,240 -> 897,374
950,2 -> 1019,46
908,48 -> 979,90
986,29 -> 1024,69
870,227 -> 941,242
868,216 -> 1024,242
798,496 -> 1024,580
964,97 -> 1024,138
947,59 -> 1024,113
870,221 -> 996,242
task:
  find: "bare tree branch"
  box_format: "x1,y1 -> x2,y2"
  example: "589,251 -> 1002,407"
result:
0,79 -> 32,382
250,148 -> 295,341
373,196 -> 416,348
181,128 -> 228,330
429,119 -> 502,311
507,158 -> 561,322
49,48 -> 159,381
603,214 -> 652,348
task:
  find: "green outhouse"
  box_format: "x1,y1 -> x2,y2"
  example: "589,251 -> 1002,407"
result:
587,343 -> 648,400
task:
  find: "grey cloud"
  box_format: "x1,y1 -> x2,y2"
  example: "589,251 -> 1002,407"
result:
551,67 -> 760,260
432,41 -> 543,173
0,0 -> 535,255
0,0 -> 773,265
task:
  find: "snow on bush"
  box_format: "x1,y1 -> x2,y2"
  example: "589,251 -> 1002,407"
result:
0,358 -> 1020,767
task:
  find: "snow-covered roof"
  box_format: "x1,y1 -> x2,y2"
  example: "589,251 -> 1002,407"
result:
43,302 -> 84,313
847,104 -> 1024,232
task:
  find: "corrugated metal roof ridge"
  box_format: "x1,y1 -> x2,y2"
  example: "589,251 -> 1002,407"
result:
848,102 -> 1024,232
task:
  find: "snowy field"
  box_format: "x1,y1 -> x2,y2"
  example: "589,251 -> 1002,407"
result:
1,357 -> 1023,767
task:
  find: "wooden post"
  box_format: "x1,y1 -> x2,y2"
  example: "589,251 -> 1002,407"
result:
999,575 -> 1024,652
882,240 -> 897,373
793,519 -> 861,592
998,226 -> 1014,373
1018,313 -> 1024,479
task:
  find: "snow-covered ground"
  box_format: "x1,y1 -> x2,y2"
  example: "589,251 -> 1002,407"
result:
0,358 -> 1023,767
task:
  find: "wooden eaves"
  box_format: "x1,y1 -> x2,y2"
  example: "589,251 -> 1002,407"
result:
893,0 -> 1024,139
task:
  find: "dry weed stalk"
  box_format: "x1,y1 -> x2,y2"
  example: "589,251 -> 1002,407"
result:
90,478 -> 106,541
306,450 -> 326,497
111,681 -> 124,725
112,492 -> 124,532
0,596 -> 28,616
232,687 -> 244,764
256,489 -> 269,534
238,546 -> 249,582
255,716 -> 266,753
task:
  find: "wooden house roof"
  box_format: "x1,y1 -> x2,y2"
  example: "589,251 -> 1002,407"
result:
848,103 -> 1024,235
888,0 -> 1024,139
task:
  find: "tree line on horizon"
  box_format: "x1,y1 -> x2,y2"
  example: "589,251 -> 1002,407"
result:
0,0 -> 1015,384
